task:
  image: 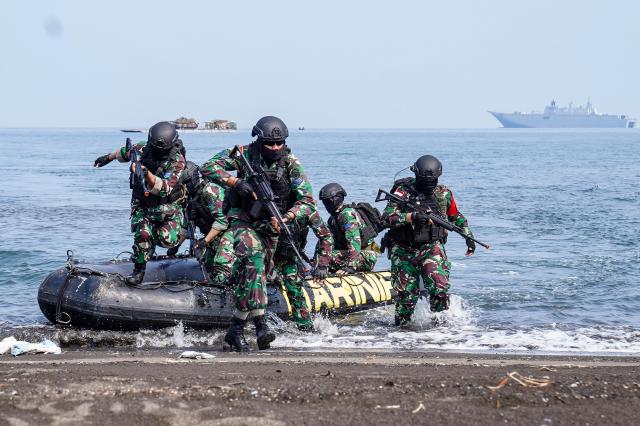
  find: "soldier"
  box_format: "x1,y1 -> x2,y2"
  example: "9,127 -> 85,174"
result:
201,116 -> 314,351
94,122 -> 186,284
167,161 -> 236,286
381,155 -> 475,326
319,183 -> 378,274
272,207 -> 333,331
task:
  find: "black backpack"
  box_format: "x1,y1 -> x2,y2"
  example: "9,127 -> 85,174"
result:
349,202 -> 384,243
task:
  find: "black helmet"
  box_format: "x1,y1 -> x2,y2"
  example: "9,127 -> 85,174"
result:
252,116 -> 289,142
148,121 -> 179,155
411,155 -> 442,194
319,183 -> 347,214
182,161 -> 201,196
411,155 -> 442,178
319,183 -> 347,200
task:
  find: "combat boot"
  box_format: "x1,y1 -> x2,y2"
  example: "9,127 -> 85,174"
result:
224,317 -> 249,352
297,322 -> 315,333
126,262 -> 146,285
253,315 -> 275,350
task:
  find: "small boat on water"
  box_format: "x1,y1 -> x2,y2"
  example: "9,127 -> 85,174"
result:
38,252 -> 394,331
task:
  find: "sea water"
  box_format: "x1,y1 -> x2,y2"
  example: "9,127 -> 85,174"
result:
1,128 -> 639,354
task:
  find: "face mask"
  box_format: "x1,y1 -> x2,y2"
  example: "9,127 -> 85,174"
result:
260,142 -> 286,162
416,176 -> 438,194
323,195 -> 344,214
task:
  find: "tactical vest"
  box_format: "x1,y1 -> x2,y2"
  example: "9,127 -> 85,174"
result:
131,144 -> 186,209
231,144 -> 293,220
386,180 -> 448,245
274,191 -> 309,260
275,220 -> 310,260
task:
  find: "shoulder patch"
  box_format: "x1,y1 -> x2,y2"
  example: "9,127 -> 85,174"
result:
292,177 -> 303,187
344,222 -> 356,231
164,171 -> 172,179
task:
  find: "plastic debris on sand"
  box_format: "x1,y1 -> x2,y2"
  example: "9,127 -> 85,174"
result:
179,351 -> 216,359
0,336 -> 62,356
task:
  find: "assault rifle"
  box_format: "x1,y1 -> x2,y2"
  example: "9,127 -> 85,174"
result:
230,145 -> 310,271
126,137 -> 149,196
375,188 -> 490,249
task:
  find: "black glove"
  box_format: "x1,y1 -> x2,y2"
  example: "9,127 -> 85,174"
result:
466,238 -> 476,255
94,154 -> 112,167
411,211 -> 430,226
194,238 -> 208,252
313,265 -> 329,280
234,179 -> 254,199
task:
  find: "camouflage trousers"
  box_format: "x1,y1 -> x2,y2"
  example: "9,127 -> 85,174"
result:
131,202 -> 184,265
230,219 -> 278,317
390,241 -> 451,323
329,249 -> 377,273
273,257 -> 312,329
202,228 -> 235,286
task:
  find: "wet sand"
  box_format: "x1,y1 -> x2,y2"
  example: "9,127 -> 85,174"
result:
1,350 -> 639,425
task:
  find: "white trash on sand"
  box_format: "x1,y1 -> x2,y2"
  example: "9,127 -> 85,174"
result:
179,351 -> 215,359
0,336 -> 62,356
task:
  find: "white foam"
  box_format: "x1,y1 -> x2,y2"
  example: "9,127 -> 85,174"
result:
135,322 -> 223,348
271,295 -> 640,354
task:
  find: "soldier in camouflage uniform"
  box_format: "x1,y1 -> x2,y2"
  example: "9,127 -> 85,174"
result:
201,116 -> 315,351
272,207 -> 333,331
94,122 -> 186,284
382,155 -> 475,326
168,161 -> 236,286
319,183 -> 378,274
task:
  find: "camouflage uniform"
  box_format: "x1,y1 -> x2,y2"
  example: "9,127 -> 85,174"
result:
328,205 -> 377,273
382,178 -> 473,323
188,182 -> 236,286
201,144 -> 314,319
273,208 -> 333,329
115,141 -> 186,265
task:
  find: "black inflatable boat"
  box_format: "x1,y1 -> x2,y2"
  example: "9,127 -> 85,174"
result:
38,252 -> 395,331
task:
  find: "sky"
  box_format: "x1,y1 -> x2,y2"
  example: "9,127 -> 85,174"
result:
1,0 -> 639,128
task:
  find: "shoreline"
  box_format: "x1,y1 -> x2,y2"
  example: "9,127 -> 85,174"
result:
1,350 -> 639,425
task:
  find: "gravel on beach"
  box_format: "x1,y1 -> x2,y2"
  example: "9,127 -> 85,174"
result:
1,350 -> 639,425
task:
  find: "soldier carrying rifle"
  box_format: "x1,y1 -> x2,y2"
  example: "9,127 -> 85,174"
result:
93,122 -> 187,285
200,116 -> 315,351
378,154 -> 489,327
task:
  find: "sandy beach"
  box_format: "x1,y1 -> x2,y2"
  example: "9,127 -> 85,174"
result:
1,350 -> 638,425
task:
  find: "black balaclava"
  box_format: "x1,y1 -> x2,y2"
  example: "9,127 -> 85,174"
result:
322,194 -> 344,215
412,155 -> 443,195
259,139 -> 286,163
416,176 -> 438,194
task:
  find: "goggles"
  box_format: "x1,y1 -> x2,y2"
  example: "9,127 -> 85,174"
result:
261,139 -> 285,147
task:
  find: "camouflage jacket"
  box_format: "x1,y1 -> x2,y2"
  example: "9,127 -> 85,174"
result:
329,205 -> 372,269
305,208 -> 334,266
200,144 -> 315,222
382,177 -> 473,238
116,141 -> 185,199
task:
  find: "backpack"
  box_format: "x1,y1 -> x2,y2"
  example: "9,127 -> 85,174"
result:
349,202 -> 384,243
